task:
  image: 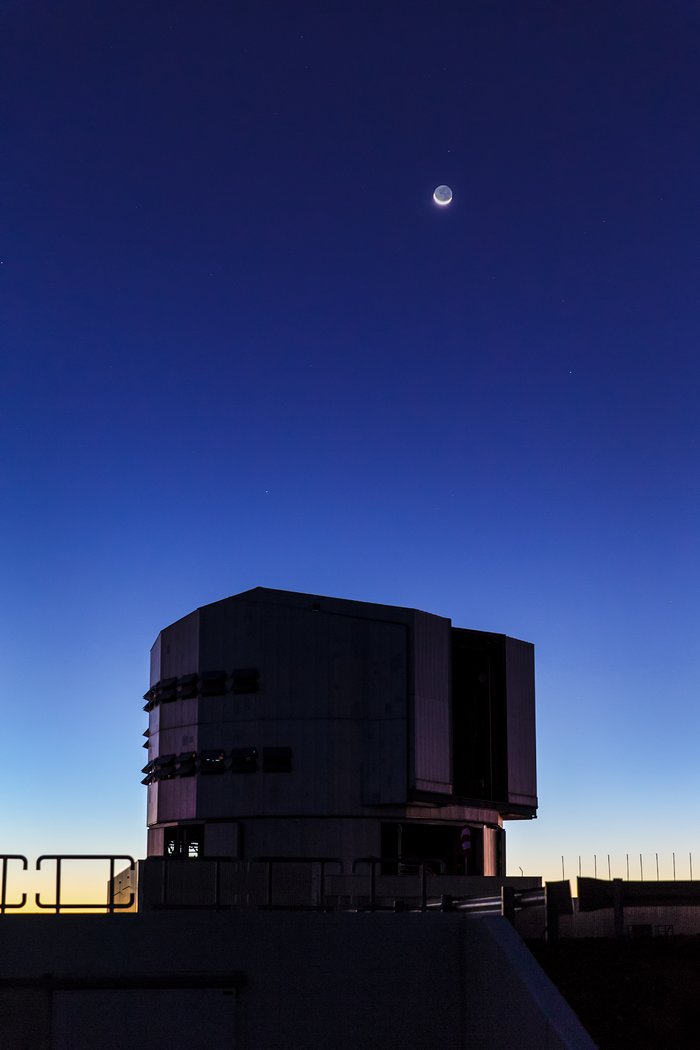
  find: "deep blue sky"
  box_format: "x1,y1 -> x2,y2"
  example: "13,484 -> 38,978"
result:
2,0 -> 699,880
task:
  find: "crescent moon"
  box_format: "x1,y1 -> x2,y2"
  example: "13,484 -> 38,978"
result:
433,185 -> 453,206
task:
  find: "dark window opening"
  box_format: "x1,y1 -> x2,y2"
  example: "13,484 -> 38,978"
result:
199,670 -> 227,697
154,754 -> 177,780
198,750 -> 227,774
231,668 -> 259,694
231,747 -> 258,773
176,751 -> 197,777
157,678 -> 178,703
451,632 -> 507,803
262,747 -> 292,772
177,673 -> 199,699
164,825 -> 204,859
458,825 -> 485,876
380,822 -> 484,876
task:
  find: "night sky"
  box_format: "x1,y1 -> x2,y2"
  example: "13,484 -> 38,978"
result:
2,0 -> 699,882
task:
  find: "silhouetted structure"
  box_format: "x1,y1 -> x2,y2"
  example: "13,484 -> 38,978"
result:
0,590 -> 599,1049
141,588 -> 537,876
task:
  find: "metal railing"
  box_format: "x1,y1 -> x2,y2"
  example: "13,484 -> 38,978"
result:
1,852 -> 550,918
35,855 -> 136,914
425,886 -> 546,916
557,852 -> 695,882
157,856 -> 243,910
352,856 -> 447,912
0,855 -> 135,914
143,855 -> 544,915
254,856 -> 344,909
0,856 -> 28,913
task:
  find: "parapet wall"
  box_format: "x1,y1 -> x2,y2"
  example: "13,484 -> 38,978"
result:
0,912 -> 595,1049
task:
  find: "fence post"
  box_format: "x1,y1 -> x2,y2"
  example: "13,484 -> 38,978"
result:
420,865 -> 427,912
545,884 -> 559,943
501,885 -> 516,925
612,878 -> 624,938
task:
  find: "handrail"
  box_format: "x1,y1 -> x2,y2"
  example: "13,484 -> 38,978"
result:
1,852 -> 545,915
0,856 -> 28,913
425,886 -> 546,916
159,856 -> 244,909
35,855 -> 136,914
352,856 -> 447,911
252,856 -> 343,908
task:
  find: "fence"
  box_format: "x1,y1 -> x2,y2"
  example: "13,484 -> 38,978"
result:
0,855 -> 136,914
553,852 -> 695,882
1,853 -> 544,918
142,855 -> 544,914
576,875 -> 700,937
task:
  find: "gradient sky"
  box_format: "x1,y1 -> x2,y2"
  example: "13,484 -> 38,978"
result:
2,0 -> 699,885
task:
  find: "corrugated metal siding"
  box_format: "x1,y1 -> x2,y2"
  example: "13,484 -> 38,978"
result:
155,777 -> 197,823
199,598 -> 259,673
330,614 -> 366,719
146,781 -> 158,827
159,611 -> 200,679
362,720 -> 406,805
191,598 -> 397,814
411,612 -> 452,794
150,633 -> 161,687
257,600 -> 331,720
362,619 -> 407,804
146,591 -> 522,851
505,637 -> 537,808
159,698 -> 198,735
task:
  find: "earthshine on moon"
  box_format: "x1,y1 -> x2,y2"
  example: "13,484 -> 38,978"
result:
433,185 -> 453,206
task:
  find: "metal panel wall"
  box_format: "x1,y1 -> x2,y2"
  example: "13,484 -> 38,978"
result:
198,598 -> 262,677
504,637 -> 537,809
153,777 -> 197,823
156,611 -> 200,682
150,633 -> 161,687
410,611 -> 452,794
143,589 -> 527,864
362,618 -> 408,804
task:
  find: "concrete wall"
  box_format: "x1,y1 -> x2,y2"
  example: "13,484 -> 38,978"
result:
513,899 -> 700,939
561,903 -> 700,938
0,912 -> 595,1049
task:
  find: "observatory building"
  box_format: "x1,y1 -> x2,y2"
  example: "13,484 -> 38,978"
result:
141,587 -> 537,877
0,589 -> 599,1050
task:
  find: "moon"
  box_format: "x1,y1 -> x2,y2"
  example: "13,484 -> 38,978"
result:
433,185 -> 453,206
